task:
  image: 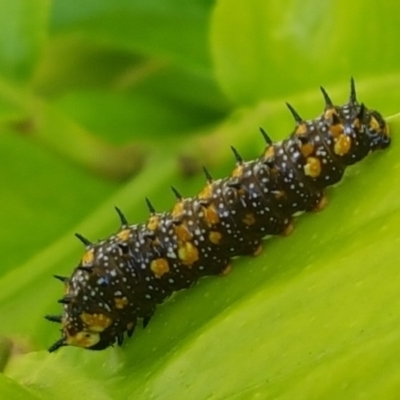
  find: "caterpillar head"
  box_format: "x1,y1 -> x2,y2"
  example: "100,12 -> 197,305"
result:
320,79 -> 390,164
46,233 -> 139,352
344,78 -> 390,152
362,108 -> 391,150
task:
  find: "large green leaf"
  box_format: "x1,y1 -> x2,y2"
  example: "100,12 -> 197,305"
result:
0,373 -> 39,399
50,0 -> 215,72
2,82 -> 400,399
0,0 -> 226,321
1,0 -> 400,399
211,0 -> 400,104
0,0 -> 49,83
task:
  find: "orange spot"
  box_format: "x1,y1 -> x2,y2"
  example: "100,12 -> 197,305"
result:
150,258 -> 170,278
147,215 -> 159,231
171,200 -> 185,219
263,146 -> 275,159
117,229 -> 131,242
81,248 -> 94,266
295,123 -> 307,136
232,164 -> 244,178
353,117 -> 361,130
65,331 -> 100,348
178,242 -> 199,266
324,109 -> 343,137
304,157 -> 321,178
198,183 -> 213,200
300,143 -> 314,158
369,116 -> 380,131
220,264 -> 232,276
334,134 -> 351,156
253,245 -> 263,257
115,297 -> 129,309
323,108 -> 337,120
80,312 -> 112,332
330,123 -> 343,138
209,231 -> 222,244
242,213 -> 255,226
203,203 -> 220,226
174,223 -> 192,241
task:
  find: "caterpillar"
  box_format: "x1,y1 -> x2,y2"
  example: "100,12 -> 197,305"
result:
46,79 -> 390,352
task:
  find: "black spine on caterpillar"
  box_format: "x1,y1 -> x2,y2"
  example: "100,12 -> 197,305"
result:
47,79 -> 390,352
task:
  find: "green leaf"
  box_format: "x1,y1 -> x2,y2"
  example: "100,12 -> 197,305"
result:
0,374 -> 40,400
3,82 -> 400,398
53,64 -> 230,145
50,0 -> 215,72
1,1 -> 399,398
0,0 -> 50,83
211,0 -> 400,104
0,127 -> 118,273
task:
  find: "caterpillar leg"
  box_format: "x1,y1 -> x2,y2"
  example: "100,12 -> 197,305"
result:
142,315 -> 152,329
252,244 -> 263,257
282,220 -> 294,236
220,263 -> 232,276
312,192 -> 328,212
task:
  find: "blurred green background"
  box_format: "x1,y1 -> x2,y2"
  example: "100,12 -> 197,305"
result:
1,0 -> 400,398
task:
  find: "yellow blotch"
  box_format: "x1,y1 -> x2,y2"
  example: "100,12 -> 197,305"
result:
220,264 -> 232,276
294,123 -> 307,136
209,231 -> 222,245
304,157 -> 321,178
171,201 -> 185,219
115,297 -> 129,309
300,143 -> 314,158
329,123 -> 343,138
198,183 -> 213,200
324,109 -> 343,137
66,331 -> 100,348
203,203 -> 220,226
353,117 -> 361,130
323,108 -> 337,120
334,134 -> 351,156
147,215 -> 159,231
369,116 -> 381,132
263,146 -> 275,159
80,312 -> 112,332
232,164 -> 244,178
174,223 -> 192,241
81,248 -> 94,266
242,213 -> 255,226
150,258 -> 170,278
117,229 -> 131,242
178,242 -> 199,266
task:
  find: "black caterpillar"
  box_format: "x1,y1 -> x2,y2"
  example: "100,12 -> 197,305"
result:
46,79 -> 390,352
